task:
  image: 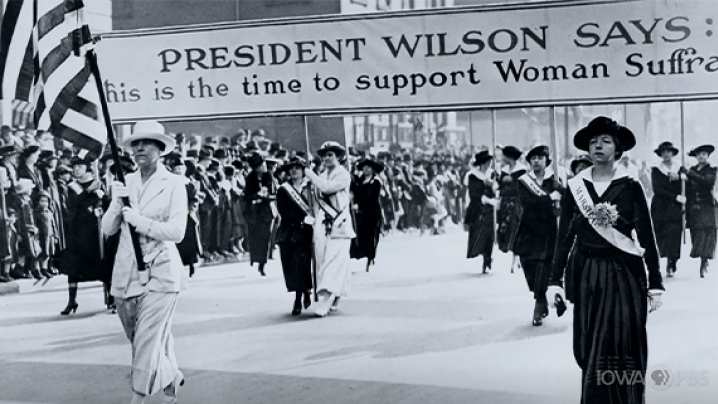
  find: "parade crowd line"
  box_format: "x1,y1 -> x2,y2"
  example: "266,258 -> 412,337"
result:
0,116 -> 716,404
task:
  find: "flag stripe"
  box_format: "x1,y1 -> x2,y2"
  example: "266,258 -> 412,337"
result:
1,0 -> 33,102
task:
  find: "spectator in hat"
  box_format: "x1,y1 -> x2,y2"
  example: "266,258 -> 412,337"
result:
651,141 -> 683,277
243,152 -> 277,276
59,148 -> 73,167
465,151 -> 499,274
570,154 -> 593,176
0,144 -> 20,191
276,156 -> 314,315
304,141 -> 355,316
34,190 -> 57,280
350,158 -> 385,272
168,157 -> 202,278
17,144 -> 42,196
37,150 -> 64,272
682,144 -> 717,278
102,120 -> 187,404
1,125 -> 14,145
7,178 -> 42,281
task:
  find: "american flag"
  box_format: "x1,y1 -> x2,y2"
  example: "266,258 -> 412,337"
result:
1,0 -> 107,158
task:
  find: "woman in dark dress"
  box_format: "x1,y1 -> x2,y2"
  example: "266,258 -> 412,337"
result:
350,158 -> 384,272
276,157 -> 314,315
650,141 -> 685,277
465,151 -> 499,273
548,116 -> 664,404
243,153 -> 277,276
496,146 -> 525,273
682,144 -> 717,278
60,157 -> 107,315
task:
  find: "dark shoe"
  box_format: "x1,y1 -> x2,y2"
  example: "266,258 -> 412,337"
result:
700,260 -> 707,278
292,300 -> 302,316
0,275 -> 12,283
532,301 -> 545,326
60,302 -> 78,315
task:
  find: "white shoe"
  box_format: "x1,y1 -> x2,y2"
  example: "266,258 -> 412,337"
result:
314,293 -> 332,317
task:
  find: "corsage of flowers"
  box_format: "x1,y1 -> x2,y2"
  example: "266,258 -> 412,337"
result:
588,202 -> 619,228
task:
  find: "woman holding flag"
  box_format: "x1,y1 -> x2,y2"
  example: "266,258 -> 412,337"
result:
102,121 -> 188,404
548,116 -> 664,404
304,141 -> 355,317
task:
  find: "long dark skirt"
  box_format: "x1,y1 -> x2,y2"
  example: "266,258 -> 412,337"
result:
519,257 -> 549,299
350,212 -> 382,261
247,219 -> 273,265
177,215 -> 201,266
690,228 -> 716,259
571,247 -> 648,404
467,213 -> 494,259
654,220 -> 682,258
279,239 -> 313,292
497,197 -> 520,253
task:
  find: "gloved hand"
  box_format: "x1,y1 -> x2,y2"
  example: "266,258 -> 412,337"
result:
549,191 -> 562,202
679,172 -> 688,181
676,195 -> 687,204
121,206 -> 142,227
112,181 -> 130,202
546,285 -> 566,309
648,289 -> 663,313
303,215 -> 315,225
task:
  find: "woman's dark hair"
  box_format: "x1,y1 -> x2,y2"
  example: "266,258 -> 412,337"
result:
612,135 -> 624,160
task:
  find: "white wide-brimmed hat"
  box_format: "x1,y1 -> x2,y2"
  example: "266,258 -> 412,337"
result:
122,120 -> 176,156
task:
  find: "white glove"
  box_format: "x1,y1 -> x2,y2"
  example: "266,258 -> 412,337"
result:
679,173 -> 688,181
648,289 -> 663,313
112,181 -> 130,202
549,191 -> 562,202
121,206 -> 142,227
303,215 -> 315,225
489,198 -> 500,207
676,195 -> 687,204
546,285 -> 566,309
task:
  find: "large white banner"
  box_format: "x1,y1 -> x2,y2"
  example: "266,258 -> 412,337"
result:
96,0 -> 718,123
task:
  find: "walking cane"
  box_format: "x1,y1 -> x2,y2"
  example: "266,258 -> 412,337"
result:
304,116 -> 318,302
680,102 -> 687,244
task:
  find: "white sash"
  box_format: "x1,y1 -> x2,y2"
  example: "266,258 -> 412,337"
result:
568,177 -> 645,257
518,173 -> 547,197
280,182 -> 310,215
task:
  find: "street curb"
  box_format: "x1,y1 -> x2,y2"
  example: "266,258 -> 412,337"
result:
0,282 -> 20,295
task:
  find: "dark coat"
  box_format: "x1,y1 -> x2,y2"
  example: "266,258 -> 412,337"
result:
176,181 -> 202,265
513,171 -> 563,261
686,164 -> 718,230
464,172 -> 495,259
60,181 -> 106,282
243,170 -> 277,265
350,175 -> 383,261
650,167 -> 683,223
276,182 -> 313,292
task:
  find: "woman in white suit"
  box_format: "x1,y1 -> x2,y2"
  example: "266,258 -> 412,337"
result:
102,120 -> 188,404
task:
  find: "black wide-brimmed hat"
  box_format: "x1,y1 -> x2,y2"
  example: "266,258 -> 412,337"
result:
0,144 -> 20,158
356,158 -> 385,173
688,144 -> 715,157
316,141 -> 346,157
281,156 -> 307,172
654,141 -> 679,157
471,150 -> 493,166
525,145 -> 551,165
570,154 -> 593,174
574,116 -> 636,152
501,146 -> 522,160
247,152 -> 264,169
70,156 -> 92,167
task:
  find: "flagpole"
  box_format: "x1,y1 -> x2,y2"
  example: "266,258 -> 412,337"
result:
490,109 -> 498,242
304,116 -> 317,302
680,102 -> 686,244
87,50 -> 145,273
549,107 -> 560,217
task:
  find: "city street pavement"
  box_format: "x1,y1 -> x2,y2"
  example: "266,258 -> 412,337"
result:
1,225 -> 717,404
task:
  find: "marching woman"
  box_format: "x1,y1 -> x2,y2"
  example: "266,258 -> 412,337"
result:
102,121 -> 188,404
548,116 -> 664,404
513,145 -> 565,326
465,151 -> 499,274
304,141 -> 355,317
651,141 -> 685,277
243,153 -> 278,276
276,156 -> 314,315
60,157 -> 107,314
350,158 -> 384,271
682,144 -> 717,278
496,146 -> 526,273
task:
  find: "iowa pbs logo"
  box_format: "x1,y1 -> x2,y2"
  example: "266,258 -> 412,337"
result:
649,366 -> 709,391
